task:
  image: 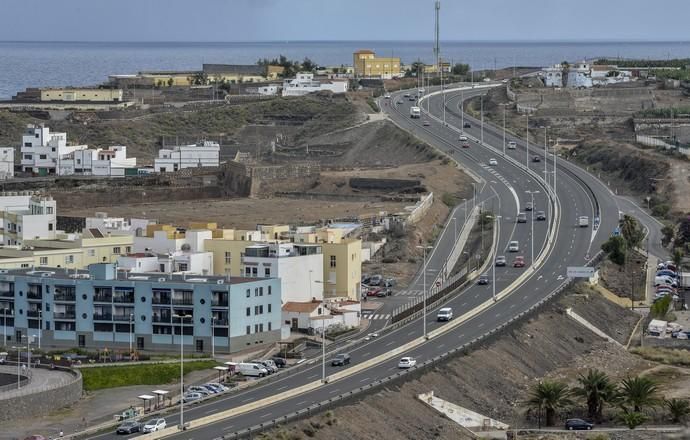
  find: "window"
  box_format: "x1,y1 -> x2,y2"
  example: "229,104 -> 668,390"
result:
268,304 -> 272,313
246,307 -> 250,316
87,249 -> 96,257
330,255 -> 336,268
48,224 -> 53,231
259,305 -> 264,314
264,268 -> 270,277
178,263 -> 188,271
259,323 -> 264,332
259,287 -> 263,296
24,154 -> 32,160
39,154 -> 47,160
125,246 -> 131,253
224,252 -> 231,264
245,267 -> 251,276
268,322 -> 272,331
252,267 -> 258,277
39,257 -> 48,265
24,142 -> 32,147
254,324 -> 259,333
21,263 -> 30,268
254,288 -> 258,297
113,247 -> 121,254
268,285 -> 272,295
246,325 -> 251,335
246,289 -> 250,298
254,305 -> 259,315
65,255 -> 74,264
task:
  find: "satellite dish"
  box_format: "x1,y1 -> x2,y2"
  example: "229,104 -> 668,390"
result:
181,243 -> 191,252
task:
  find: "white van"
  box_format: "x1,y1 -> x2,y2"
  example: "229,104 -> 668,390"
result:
437,307 -> 453,322
508,241 -> 519,252
508,141 -> 517,149
238,362 -> 268,377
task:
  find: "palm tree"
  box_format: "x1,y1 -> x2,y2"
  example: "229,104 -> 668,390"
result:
574,369 -> 618,421
620,376 -> 660,413
527,381 -> 573,426
665,398 -> 690,423
618,409 -> 647,429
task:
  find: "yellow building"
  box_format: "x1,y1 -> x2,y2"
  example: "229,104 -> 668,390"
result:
40,88 -> 124,102
353,50 -> 401,79
321,238 -> 361,301
0,230 -> 133,270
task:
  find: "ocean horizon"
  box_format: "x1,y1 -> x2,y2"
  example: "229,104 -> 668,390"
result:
1,40 -> 689,98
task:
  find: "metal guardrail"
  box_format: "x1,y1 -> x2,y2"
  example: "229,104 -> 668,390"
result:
0,363 -> 81,399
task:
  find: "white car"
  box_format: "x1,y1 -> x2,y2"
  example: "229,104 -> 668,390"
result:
508,141 -> 517,150
183,392 -> 203,403
489,158 -> 498,166
384,94 -> 391,99
398,357 -> 417,369
142,418 -> 166,433
508,241 -> 519,252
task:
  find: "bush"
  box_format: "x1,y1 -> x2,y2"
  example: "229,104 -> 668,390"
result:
650,294 -> 672,320
366,97 -> 380,113
80,360 -> 218,391
441,192 -> 457,207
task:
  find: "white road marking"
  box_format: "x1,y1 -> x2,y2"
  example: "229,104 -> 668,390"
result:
386,340 -> 396,347
241,397 -> 253,403
275,385 -> 287,391
360,377 -> 371,383
260,412 -> 272,418
307,374 -> 318,379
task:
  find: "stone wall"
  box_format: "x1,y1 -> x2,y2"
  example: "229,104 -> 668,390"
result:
0,366 -> 82,423
247,163 -> 320,197
349,177 -> 421,191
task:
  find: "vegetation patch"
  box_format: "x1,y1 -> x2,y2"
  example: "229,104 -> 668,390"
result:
80,360 -> 218,391
631,347 -> 690,367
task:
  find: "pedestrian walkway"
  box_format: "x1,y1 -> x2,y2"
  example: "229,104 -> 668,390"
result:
394,289 -> 423,296
360,310 -> 391,321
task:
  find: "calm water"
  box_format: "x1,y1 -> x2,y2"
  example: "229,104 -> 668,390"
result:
1,40 -> 690,98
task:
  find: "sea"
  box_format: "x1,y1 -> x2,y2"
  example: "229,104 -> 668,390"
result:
1,40 -> 690,99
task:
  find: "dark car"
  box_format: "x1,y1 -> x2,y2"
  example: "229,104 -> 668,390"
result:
116,420 -> 142,435
536,211 -> 546,221
478,274 -> 490,285
532,155 -> 541,162
271,357 -> 287,368
463,122 -> 471,128
331,353 -> 351,366
565,418 -> 593,430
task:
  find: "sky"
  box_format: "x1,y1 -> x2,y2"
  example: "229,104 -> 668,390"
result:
1,0 -> 689,42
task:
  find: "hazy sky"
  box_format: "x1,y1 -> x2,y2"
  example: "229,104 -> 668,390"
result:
2,0 -> 689,42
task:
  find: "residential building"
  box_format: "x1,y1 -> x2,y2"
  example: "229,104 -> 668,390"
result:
0,263 -> 281,353
567,62 -> 593,88
117,250 -> 213,276
58,146 -> 137,176
590,65 -> 632,86
282,299 -> 361,333
353,50 -> 402,79
242,243 -> 323,303
247,84 -> 281,96
542,65 -> 564,87
154,141 -> 220,172
202,64 -> 284,83
40,88 -> 124,102
133,225 -> 213,254
85,213 -> 154,237
0,148 -> 14,180
282,73 -> 349,97
20,124 -> 87,175
0,194 -> 57,246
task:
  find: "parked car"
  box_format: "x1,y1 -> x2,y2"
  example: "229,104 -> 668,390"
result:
463,122 -> 471,128
398,357 -> 417,369
508,141 -> 517,149
489,158 -> 498,166
384,94 -> 391,99
238,362 -> 268,377
478,274 -> 490,285
657,269 -> 678,279
517,212 -> 527,223
24,436 -> 47,440
383,278 -> 396,287
565,418 -> 593,430
142,418 -> 166,433
183,392 -> 204,403
423,120 -> 431,126
437,307 -> 453,321
508,241 -> 519,252
403,93 -> 410,98
205,382 -> 229,392
525,201 -> 534,211
532,155 -> 541,162
396,100 -> 404,104
375,288 -> 392,297
187,386 -> 210,396
369,275 -> 383,286
513,256 -> 526,268
199,384 -> 220,393
252,360 -> 277,374
361,274 -> 371,285
271,357 -> 287,368
367,287 -> 383,297
116,420 -> 142,435
495,255 -> 507,266
536,211 -> 546,221
331,353 -> 351,366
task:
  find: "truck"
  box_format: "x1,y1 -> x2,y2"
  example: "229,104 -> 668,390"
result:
410,106 -> 421,118
578,216 -> 589,228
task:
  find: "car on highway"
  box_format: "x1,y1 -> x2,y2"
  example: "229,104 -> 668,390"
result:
508,141 -> 517,149
578,216 -> 590,227
565,418 -> 593,430
463,122 -> 471,128
409,96 -> 416,101
437,307 -> 453,321
423,120 -> 431,126
489,158 -> 498,166
403,93 -> 410,98
536,211 -> 546,221
331,353 -> 351,366
142,418 -> 166,433
183,392 -> 204,403
396,100 -> 403,104
478,274 -> 490,285
532,155 -> 541,162
398,357 -> 417,369
495,255 -> 507,266
517,212 -> 527,223
384,94 -> 391,99
513,256 -> 526,268
508,241 -> 519,252
376,288 -> 392,297
459,135 -> 468,142
116,420 -> 142,435
525,201 -> 534,211
461,141 -> 470,148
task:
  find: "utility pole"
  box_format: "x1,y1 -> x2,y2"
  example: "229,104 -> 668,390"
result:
434,1 -> 441,76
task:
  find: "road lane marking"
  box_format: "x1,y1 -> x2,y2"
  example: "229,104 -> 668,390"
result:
385,340 -> 396,347
360,377 -> 371,383
361,352 -> 370,357
275,385 -> 288,391
260,412 -> 272,418
241,397 -> 253,403
307,374 -> 318,379
437,343 -> 445,349
329,388 -> 340,394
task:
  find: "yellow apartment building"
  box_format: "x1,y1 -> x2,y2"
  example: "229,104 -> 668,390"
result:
353,50 -> 401,79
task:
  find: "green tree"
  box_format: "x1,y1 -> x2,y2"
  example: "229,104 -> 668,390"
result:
618,410 -> 647,429
190,71 -> 208,85
301,57 -> 316,72
452,63 -> 470,76
650,294 -> 672,320
574,369 -> 619,421
620,376 -> 660,413
602,236 -> 627,266
661,224 -> 675,247
167,78 -> 174,87
526,381 -> 573,426
672,248 -> 683,272
665,398 -> 690,423
621,215 -> 644,250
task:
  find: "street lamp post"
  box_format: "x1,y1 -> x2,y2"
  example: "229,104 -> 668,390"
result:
38,310 -> 41,350
129,313 -> 133,355
462,198 -> 467,221
461,90 -> 464,131
541,126 -> 548,187
491,215 -> 502,301
310,274 -> 327,384
471,183 -> 477,209
452,217 -> 458,244
480,95 -> 484,145
211,316 -> 215,359
525,191 -> 540,266
499,103 -> 508,157
173,313 -> 193,431
416,245 -> 433,340
525,114 -> 530,171
553,141 -> 557,193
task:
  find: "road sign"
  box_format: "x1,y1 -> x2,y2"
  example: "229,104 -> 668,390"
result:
567,266 -> 595,278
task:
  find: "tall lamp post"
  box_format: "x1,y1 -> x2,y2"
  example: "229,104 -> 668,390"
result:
211,316 -> 215,359
173,313 -> 193,431
38,310 -> 42,350
540,126 -> 549,187
310,274 -> 327,383
480,95 -> 484,145
490,215 -> 502,301
500,103 -> 508,156
525,113 -> 530,171
525,190 -> 540,266
416,245 -> 433,340
129,313 -> 133,356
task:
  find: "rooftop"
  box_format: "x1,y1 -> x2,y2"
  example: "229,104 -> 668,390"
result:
202,64 -> 265,76
282,301 -> 322,313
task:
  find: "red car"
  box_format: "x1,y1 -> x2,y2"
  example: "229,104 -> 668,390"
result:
367,287 -> 382,297
513,256 -> 525,268
461,142 -> 470,148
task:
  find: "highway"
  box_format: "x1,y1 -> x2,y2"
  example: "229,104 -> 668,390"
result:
92,83 -> 662,440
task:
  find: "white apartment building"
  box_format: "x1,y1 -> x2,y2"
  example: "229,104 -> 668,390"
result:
567,62 -> 594,88
542,65 -> 564,87
0,147 -> 14,180
282,73 -> 349,97
58,145 -> 137,176
134,229 -> 213,254
242,243 -> 324,303
20,124 -> 87,175
85,212 -> 154,237
0,194 -> 57,246
117,250 -> 213,275
154,141 -> 220,173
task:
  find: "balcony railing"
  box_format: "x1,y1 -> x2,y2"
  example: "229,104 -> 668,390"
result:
54,312 -> 76,320
0,290 -> 14,298
112,315 -> 133,322
93,313 -> 113,321
94,294 -> 112,303
212,318 -> 229,326
152,296 -> 171,305
152,315 -> 172,323
27,310 -> 41,318
27,292 -> 42,300
172,298 -> 193,306
54,294 -> 76,302
211,300 -> 228,307
113,295 -> 134,304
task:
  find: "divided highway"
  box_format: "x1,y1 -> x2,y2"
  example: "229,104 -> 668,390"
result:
93,83 -> 663,440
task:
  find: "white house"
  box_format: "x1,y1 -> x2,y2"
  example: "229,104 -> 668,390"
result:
0,194 -> 57,246
248,84 -> 280,96
58,146 -> 136,176
154,141 -> 220,173
591,65 -> 632,86
117,250 -> 213,275
133,229 -> 213,254
85,213 -> 154,237
282,73 -> 349,97
20,124 -> 88,175
567,62 -> 593,88
242,243 -> 324,303
282,299 -> 361,333
0,147 -> 14,180
542,65 -> 564,87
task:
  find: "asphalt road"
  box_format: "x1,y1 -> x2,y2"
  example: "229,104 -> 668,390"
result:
93,83 -> 661,440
